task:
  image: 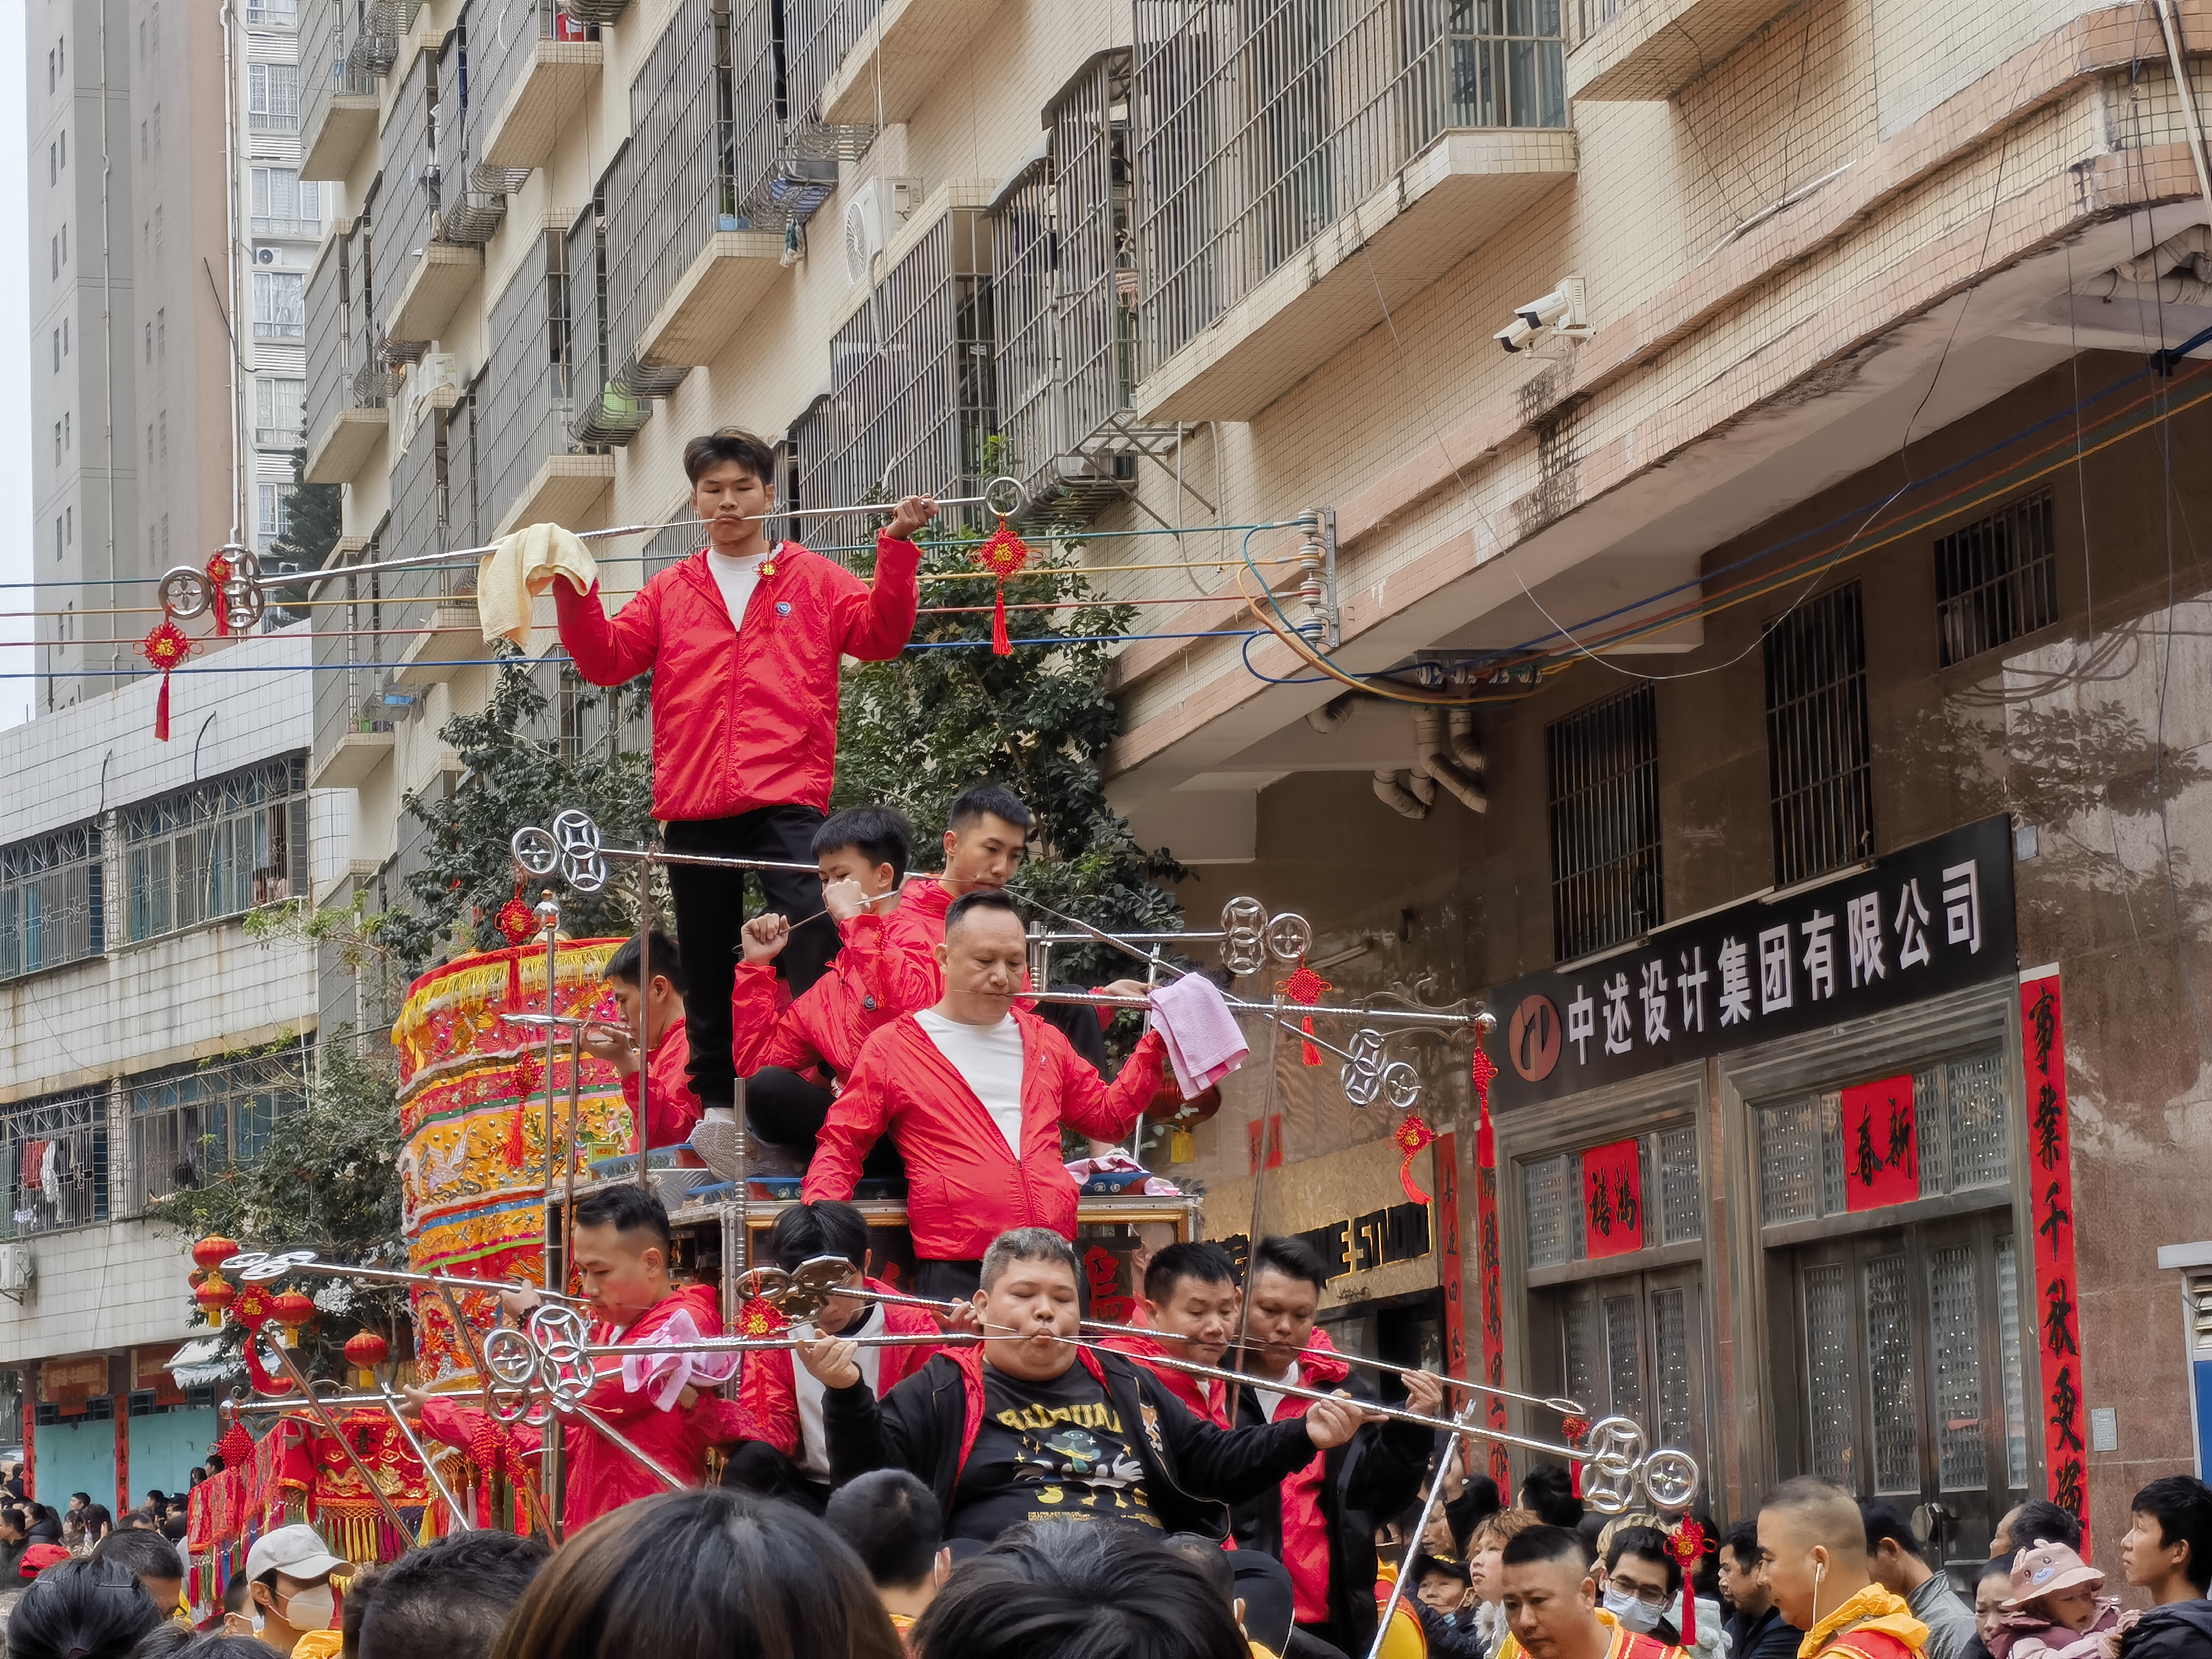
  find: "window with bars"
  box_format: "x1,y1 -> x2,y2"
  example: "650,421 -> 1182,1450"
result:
126,1049 -> 307,1213
1522,1123 -> 1701,1270
1548,1265 -> 1706,1472
1547,684 -> 1661,962
247,63 -> 300,131
0,1089 -> 108,1237
120,756 -> 308,943
797,210 -> 998,534
1764,582 -> 1873,888
1936,490 -> 2058,667
253,271 -> 306,340
255,376 -> 305,448
0,823 -> 103,981
1755,1051 -> 2011,1228
252,167 -> 317,237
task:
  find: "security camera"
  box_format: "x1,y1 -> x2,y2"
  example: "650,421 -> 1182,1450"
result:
1515,289 -> 1573,330
1495,316 -> 1536,353
1497,276 -> 1591,356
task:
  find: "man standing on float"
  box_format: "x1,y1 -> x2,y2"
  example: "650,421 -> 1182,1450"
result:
555,428 -> 933,1138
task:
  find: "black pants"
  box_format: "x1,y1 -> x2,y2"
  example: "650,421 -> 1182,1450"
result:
665,807 -> 837,1114
1289,1623 -> 1352,1659
745,1067 -> 906,1183
718,1440 -> 830,1515
915,1258 -> 983,1305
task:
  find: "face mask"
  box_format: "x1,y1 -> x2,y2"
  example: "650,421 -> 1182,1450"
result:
284,1586 -> 337,1630
1604,1589 -> 1663,1633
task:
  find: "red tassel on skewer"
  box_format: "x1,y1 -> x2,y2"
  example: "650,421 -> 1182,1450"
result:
1278,961 -> 1332,1066
141,618 -> 189,742
972,518 -> 1032,657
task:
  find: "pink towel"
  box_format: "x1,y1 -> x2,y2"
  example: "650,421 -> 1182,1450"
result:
1148,975 -> 1249,1098
619,1308 -> 739,1409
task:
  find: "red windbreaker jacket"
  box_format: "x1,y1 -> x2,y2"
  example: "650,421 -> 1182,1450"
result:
736,1276 -> 942,1464
554,536 -> 920,822
729,912 -> 908,1079
1259,1333 -> 1352,1626
802,1009 -> 1166,1259
625,1017 -> 703,1149
417,1283 -> 745,1529
1101,1331 -> 1231,1429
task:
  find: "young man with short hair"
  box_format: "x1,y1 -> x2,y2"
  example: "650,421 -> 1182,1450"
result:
806,1227 -> 1380,1545
406,1185 -> 746,1528
90,1526 -> 185,1622
1758,1477 -> 1927,1659
1864,1500 -> 1975,1659
1100,1240 -> 1242,1428
802,892 -> 1169,1301
1502,1525 -> 1685,1659
1991,1501 -> 2082,1560
717,804 -> 916,1174
725,1199 -> 941,1512
822,1468 -> 949,1640
1603,1527 -> 1687,1645
554,427 -> 932,1123
243,1522 -> 346,1657
355,1529 -> 549,1659
1721,1519 -> 1801,1659
582,930 -> 703,1153
2119,1476 -> 2212,1659
1230,1233 -> 1446,1658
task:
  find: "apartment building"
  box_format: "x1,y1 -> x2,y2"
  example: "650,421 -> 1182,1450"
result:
297,0 -> 2212,1559
0,626 -> 345,1512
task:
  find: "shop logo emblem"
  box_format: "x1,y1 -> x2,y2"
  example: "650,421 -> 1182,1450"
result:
1508,994 -> 1562,1083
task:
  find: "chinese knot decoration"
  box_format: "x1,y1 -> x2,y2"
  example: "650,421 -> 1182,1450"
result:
1667,1519 -> 1710,1643
1392,1114 -> 1437,1206
205,551 -> 236,637
497,885 -> 538,948
1561,1413 -> 1591,1498
141,617 -> 191,742
972,518 -> 1033,655
1278,960 -> 1331,1066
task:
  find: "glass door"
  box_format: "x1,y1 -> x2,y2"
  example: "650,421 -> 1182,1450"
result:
1531,1265 -> 1710,1468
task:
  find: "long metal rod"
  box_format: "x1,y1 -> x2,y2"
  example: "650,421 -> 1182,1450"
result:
577,1331 -> 957,1359
254,1256 -> 591,1310
1228,999 -> 1287,1425
1370,1408 -> 1477,1659
373,1375 -> 474,1531
260,1332 -> 417,1545
636,855 -> 652,1191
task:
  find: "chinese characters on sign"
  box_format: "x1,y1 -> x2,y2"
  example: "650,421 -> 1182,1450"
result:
1489,817 -> 2017,1109
1841,1074 -> 1920,1212
2021,970 -> 2087,1550
1582,1138 -> 1645,1259
1474,1098 -> 1512,1488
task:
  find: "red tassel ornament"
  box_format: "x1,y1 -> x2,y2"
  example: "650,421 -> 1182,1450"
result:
1278,961 -> 1332,1066
1667,1519 -> 1710,1643
143,618 -> 190,741
1392,1114 -> 1437,1205
204,551 -> 235,638
972,518 -> 1033,656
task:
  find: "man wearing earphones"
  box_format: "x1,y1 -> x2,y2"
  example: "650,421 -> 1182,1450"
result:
1758,1478 -> 1930,1659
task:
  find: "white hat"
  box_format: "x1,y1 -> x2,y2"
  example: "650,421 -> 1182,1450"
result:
244,1523 -> 345,1584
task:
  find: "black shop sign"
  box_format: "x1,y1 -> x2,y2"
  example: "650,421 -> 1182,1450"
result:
1219,1202 -> 1433,1285
1488,815 -> 2018,1110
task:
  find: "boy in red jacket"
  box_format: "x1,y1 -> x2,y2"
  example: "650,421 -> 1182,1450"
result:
723,1199 -> 940,1513
802,891 -> 1168,1303
721,805 -> 913,1175
582,932 -> 702,1154
554,428 -> 932,1127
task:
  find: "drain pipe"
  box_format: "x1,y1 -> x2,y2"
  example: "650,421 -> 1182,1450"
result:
2154,0 -> 2212,219
219,0 -> 247,549
1373,766 -> 1435,819
1415,708 -> 1487,813
1306,691 -> 1357,733
97,0 -> 117,691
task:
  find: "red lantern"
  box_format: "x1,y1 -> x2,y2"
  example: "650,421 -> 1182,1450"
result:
194,1274 -> 235,1331
268,1290 -> 315,1346
192,1236 -> 239,1273
343,1330 -> 390,1386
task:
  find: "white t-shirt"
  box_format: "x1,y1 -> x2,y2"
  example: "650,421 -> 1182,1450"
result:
914,1008 -> 1027,1154
792,1301 -> 884,1479
1253,1360 -> 1301,1423
704,547 -> 771,632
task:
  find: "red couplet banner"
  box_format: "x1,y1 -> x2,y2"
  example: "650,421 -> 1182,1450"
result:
1842,1073 -> 1920,1211
1473,1105 -> 1512,1490
2021,972 -> 2087,1550
1582,1137 -> 1644,1259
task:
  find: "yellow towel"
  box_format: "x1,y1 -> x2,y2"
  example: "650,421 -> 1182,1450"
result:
477,522 -> 597,645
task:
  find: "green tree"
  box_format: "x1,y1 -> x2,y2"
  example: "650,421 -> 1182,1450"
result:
269,448 -> 343,626
150,1034 -> 409,1385
382,658 -> 655,979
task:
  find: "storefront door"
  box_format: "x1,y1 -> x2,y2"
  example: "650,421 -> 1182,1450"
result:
1775,1212 -> 2027,1559
1531,1265 -> 1710,1471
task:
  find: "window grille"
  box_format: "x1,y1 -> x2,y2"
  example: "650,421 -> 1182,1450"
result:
255,377 -> 306,448
1926,1245 -> 1986,1490
1802,1261 -> 1855,1481
1132,0 -> 1565,376
120,756 -> 307,943
799,209 -> 997,531
992,159 -> 1056,507
373,58 -> 437,347
1523,1126 -> 1699,1270
482,232 -> 573,532
1523,1152 -> 1574,1269
1864,1253 -> 1920,1491
470,0 -> 590,157
126,1050 -> 308,1213
1996,1235 -> 2029,1487
1547,684 -> 1661,962
1756,1053 -> 2011,1227
729,0 -> 866,227
1563,1294 -> 1599,1408
247,63 -> 301,131
0,823 -> 103,981
1603,1293 -> 1645,1422
0,1089 -> 108,1237
781,0 -> 880,131
1650,1287 -> 1691,1448
253,271 -> 306,341
1936,490 -> 2057,667
1656,1125 -> 1702,1245
1764,582 -> 1873,887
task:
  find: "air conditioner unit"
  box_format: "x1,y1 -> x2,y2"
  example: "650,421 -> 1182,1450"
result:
255,247 -> 276,265
85,1394 -> 114,1421
127,1389 -> 158,1417
0,1242 -> 34,1303
399,352 -> 463,448
843,180 -> 884,287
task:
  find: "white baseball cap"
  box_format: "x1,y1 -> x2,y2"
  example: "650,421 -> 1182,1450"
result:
244,1523 -> 345,1584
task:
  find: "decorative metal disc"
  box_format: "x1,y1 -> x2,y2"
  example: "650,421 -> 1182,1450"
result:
1642,1448 -> 1702,1510
981,475 -> 1027,517
512,826 -> 561,877
549,808 -> 608,893
1262,911 -> 1312,965
222,1249 -> 319,1283
1219,897 -> 1268,975
1380,1061 -> 1422,1111
158,568 -> 213,619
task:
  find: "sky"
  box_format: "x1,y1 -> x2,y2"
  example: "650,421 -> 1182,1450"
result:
0,0 -> 31,731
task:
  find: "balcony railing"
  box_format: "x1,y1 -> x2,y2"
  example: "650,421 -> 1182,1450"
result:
249,111 -> 302,133
253,214 -> 322,240
481,231 -> 579,531
730,0 -> 866,230
254,425 -> 304,449
253,320 -> 307,340
246,0 -> 299,22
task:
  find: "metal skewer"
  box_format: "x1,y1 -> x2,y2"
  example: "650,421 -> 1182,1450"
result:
219,1249 -> 591,1311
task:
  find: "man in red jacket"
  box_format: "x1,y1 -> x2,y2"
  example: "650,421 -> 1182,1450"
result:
554,427 -> 931,1127
724,805 -> 913,1174
1101,1239 -> 1242,1428
581,932 -> 702,1154
724,1199 -> 940,1512
802,891 -> 1168,1302
404,1186 -> 745,1530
